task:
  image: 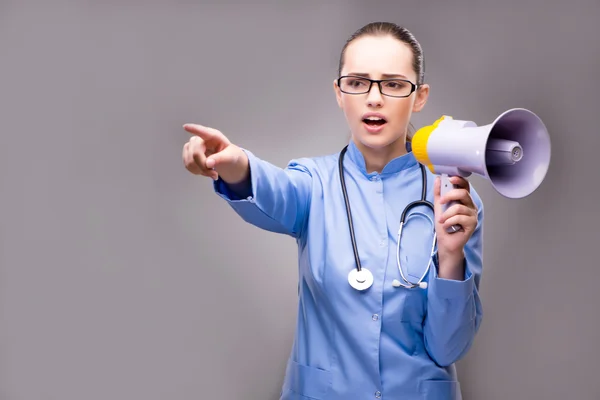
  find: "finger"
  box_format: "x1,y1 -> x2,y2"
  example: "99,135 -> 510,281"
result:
189,136 -> 207,168
182,141 -> 189,162
183,142 -> 205,175
433,176 -> 441,207
440,188 -> 473,205
434,175 -> 441,198
440,188 -> 475,208
206,145 -> 239,169
187,138 -> 218,179
442,214 -> 476,232
183,142 -> 200,172
439,203 -> 475,224
183,142 -> 196,170
433,176 -> 444,222
183,123 -> 227,143
448,176 -> 470,191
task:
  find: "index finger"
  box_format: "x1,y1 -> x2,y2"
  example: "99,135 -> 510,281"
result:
448,176 -> 470,191
183,123 -> 223,140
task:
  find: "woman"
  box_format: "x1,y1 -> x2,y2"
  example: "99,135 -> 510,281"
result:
182,22 -> 484,400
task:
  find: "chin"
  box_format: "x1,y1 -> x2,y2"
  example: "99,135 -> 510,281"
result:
355,132 -> 399,151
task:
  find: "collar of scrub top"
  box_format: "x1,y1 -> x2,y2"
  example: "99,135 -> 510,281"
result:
344,140 -> 418,178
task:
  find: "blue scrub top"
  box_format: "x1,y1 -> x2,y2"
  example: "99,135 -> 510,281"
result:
213,140 -> 484,400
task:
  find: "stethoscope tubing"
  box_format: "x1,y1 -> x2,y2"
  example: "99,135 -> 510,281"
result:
339,145 -> 436,291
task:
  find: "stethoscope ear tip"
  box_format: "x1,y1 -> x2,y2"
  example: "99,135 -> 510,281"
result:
392,279 -> 428,289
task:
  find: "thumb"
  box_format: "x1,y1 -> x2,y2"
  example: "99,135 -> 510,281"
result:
433,175 -> 441,200
433,176 -> 443,223
206,145 -> 239,169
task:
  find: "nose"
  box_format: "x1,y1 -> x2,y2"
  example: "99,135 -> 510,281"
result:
366,82 -> 383,107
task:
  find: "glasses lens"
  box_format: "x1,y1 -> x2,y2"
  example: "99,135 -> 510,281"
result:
380,80 -> 413,97
339,77 -> 371,93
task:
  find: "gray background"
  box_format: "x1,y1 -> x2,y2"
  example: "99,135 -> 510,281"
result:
1,1 -> 598,399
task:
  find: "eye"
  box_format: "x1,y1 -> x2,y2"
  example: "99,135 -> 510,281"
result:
384,80 -> 409,89
348,79 -> 367,87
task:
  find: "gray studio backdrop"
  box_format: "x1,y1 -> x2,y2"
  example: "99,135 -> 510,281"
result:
1,1 -> 598,399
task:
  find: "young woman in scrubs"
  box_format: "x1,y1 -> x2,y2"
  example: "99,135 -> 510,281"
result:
182,21 -> 484,400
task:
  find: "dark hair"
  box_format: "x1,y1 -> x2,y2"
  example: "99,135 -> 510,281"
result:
337,22 -> 425,139
338,22 -> 425,85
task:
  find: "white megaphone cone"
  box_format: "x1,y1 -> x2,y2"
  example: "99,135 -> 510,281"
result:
411,108 -> 551,232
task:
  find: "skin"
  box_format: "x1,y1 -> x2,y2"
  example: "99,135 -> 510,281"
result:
182,34 -> 478,281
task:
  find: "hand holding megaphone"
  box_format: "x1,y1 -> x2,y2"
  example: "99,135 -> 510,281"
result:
412,108 -> 551,233
433,173 -> 479,253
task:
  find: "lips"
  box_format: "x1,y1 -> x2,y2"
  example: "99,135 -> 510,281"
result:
362,113 -> 387,133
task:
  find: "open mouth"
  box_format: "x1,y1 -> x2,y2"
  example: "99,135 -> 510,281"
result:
362,116 -> 387,127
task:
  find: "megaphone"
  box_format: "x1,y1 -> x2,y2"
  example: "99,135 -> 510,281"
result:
412,108 -> 551,232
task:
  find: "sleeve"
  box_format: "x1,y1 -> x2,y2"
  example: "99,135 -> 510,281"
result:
422,188 -> 484,367
213,148 -> 313,239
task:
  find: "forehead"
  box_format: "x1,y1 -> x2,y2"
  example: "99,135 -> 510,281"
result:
342,35 -> 415,79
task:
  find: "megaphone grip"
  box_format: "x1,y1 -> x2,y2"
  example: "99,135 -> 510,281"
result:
440,174 -> 462,234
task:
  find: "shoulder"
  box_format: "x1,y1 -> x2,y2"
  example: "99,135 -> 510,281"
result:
285,149 -> 341,176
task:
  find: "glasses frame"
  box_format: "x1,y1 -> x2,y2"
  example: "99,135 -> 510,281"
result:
337,75 -> 418,98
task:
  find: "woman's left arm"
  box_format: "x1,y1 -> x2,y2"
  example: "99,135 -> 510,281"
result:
422,176 -> 484,367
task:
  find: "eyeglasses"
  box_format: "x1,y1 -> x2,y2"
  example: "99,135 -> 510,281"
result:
337,75 -> 417,98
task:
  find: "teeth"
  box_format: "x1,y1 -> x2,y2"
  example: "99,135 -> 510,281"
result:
365,116 -> 384,121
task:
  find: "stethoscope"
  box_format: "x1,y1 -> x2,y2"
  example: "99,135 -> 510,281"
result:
339,145 -> 437,291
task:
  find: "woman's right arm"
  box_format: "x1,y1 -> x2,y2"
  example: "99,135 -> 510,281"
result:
214,149 -> 312,238
183,124 -> 313,239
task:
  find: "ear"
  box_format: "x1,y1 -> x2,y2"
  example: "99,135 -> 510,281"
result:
333,79 -> 343,109
412,83 -> 430,113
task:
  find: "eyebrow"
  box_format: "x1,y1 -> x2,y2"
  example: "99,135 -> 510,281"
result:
346,72 -> 409,79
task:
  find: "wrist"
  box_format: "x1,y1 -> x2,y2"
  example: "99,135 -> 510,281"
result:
220,149 -> 250,185
437,248 -> 465,280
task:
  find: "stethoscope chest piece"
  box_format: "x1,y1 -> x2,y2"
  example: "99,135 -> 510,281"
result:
348,268 -> 374,291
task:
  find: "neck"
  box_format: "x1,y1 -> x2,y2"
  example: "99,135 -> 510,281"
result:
353,138 -> 408,173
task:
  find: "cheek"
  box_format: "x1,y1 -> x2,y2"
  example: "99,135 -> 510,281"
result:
390,100 -> 414,121
397,98 -> 414,112
341,98 -> 361,121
